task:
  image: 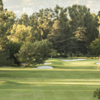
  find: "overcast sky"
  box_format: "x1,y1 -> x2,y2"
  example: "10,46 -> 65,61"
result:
3,0 -> 100,18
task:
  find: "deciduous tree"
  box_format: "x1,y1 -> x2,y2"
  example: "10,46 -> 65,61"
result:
15,39 -> 52,67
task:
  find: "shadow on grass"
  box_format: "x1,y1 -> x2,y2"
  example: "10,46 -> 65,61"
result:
52,66 -> 96,69
0,80 -> 36,90
4,81 -> 22,85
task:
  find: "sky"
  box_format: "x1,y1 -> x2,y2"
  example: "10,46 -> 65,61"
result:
2,0 -> 100,18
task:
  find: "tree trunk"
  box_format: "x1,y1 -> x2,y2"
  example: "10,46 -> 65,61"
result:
60,52 -> 62,56
64,50 -> 66,56
51,55 -> 53,58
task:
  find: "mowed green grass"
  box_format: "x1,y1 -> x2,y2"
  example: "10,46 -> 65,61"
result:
0,58 -> 100,100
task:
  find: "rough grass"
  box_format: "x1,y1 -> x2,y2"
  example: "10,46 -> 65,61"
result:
0,58 -> 100,100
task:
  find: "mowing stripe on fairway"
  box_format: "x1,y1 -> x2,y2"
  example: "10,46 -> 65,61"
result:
1,80 -> 100,85
4,81 -> 100,85
0,81 -> 5,83
0,89 -> 94,91
50,79 -> 100,81
0,68 -> 100,71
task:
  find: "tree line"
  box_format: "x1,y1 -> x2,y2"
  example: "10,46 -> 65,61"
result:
0,0 -> 100,66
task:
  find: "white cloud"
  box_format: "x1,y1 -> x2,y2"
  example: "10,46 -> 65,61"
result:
94,9 -> 99,11
3,0 -> 7,2
40,5 -> 43,8
74,0 -> 79,4
3,0 -> 100,17
23,7 -> 33,16
7,5 -> 22,9
14,10 -> 21,14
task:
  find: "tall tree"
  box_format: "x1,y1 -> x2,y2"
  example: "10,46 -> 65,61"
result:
28,13 -> 41,42
18,13 -> 28,26
0,0 -> 15,66
97,13 -> 100,36
84,13 -> 98,46
47,6 -> 69,56
28,8 -> 53,42
68,4 -> 97,54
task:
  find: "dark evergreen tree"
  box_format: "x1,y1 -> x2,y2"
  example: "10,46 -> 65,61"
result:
18,13 -> 28,26
8,42 -> 21,66
0,0 -> 15,66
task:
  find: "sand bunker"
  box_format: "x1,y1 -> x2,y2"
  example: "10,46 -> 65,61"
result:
34,66 -> 53,69
61,59 -> 86,62
96,63 -> 100,65
44,63 -> 51,65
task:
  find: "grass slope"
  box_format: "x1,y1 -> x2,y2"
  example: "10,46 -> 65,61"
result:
0,58 -> 100,100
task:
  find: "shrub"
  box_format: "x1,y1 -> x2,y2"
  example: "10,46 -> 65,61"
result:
8,41 -> 21,66
15,39 -> 52,67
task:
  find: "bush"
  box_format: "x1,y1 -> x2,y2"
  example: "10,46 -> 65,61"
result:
8,41 -> 21,66
90,38 -> 100,55
15,39 -> 53,67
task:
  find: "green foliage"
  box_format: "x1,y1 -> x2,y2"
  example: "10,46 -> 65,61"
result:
90,38 -> 100,55
68,4 -> 98,54
85,13 -> 98,45
0,0 -> 16,66
18,13 -> 28,26
94,88 -> 100,99
22,5 -> 99,56
97,16 -> 100,36
67,53 -> 71,58
0,50 -> 14,66
0,0 -> 3,11
8,41 -> 21,66
50,49 -> 57,58
1,2 -> 100,66
16,39 -> 52,66
9,24 -> 31,43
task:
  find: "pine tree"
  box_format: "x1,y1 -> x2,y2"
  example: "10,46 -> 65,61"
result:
0,0 -> 6,49
0,0 -> 3,11
0,0 -> 14,66
18,13 -> 28,26
97,16 -> 100,36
